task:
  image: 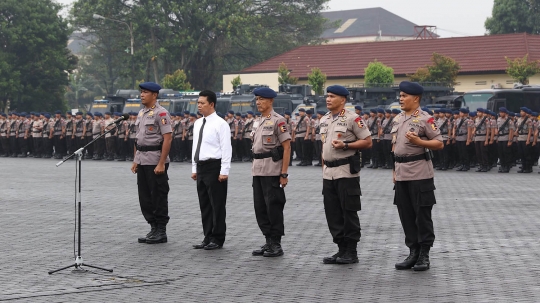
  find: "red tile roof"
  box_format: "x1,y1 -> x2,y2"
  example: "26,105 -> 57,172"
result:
241,33 -> 540,79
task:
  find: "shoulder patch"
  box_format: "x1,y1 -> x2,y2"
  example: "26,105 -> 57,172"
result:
159,112 -> 167,117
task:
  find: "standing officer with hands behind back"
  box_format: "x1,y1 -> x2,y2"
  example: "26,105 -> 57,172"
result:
250,87 -> 291,258
131,82 -> 173,245
320,85 -> 372,265
391,81 -> 443,271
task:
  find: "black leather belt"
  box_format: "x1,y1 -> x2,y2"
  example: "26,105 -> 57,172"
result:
197,158 -> 221,165
252,152 -> 272,159
394,154 -> 425,163
324,158 -> 349,168
136,144 -> 162,151
296,131 -> 306,134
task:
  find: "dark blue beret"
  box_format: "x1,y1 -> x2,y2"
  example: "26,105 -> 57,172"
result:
130,112 -> 138,116
355,106 -> 362,111
298,108 -> 306,112
399,81 -> 424,95
197,112 -> 202,116
392,109 -> 401,114
326,85 -> 349,97
217,112 -> 225,118
385,109 -> 392,113
228,110 -> 234,114
184,111 -> 190,115
139,82 -> 161,93
255,112 -> 261,116
104,112 -> 111,115
235,112 -> 242,116
470,112 -> 477,117
369,108 -> 377,113
170,113 -> 176,117
55,110 -> 62,114
11,113 -> 19,116
25,115 -> 31,118
520,107 -> 529,112
253,87 -> 277,98
453,110 -> 460,115
1,113 -> 6,117
294,112 -> 299,116
377,108 -> 385,114
477,108 -> 485,113
459,108 -> 469,114
311,114 -> 317,119
306,109 -> 313,114
76,111 -> 83,115
241,114 -> 246,118
247,111 -> 254,115
44,114 -> 51,119
21,112 -> 27,116
317,110 -> 326,115
86,112 -> 93,117
433,109 -> 440,114
66,111 -> 72,115
533,112 -> 539,116
190,113 -> 197,117
284,111 -> 291,115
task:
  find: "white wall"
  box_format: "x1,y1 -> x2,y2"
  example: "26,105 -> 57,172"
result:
222,73 -> 279,92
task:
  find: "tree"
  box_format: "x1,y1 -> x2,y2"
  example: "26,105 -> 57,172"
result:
408,53 -> 461,85
0,0 -> 77,112
278,62 -> 298,85
161,70 -> 192,91
307,67 -> 327,95
485,0 -> 540,34
231,75 -> 242,89
364,60 -> 394,86
505,54 -> 540,84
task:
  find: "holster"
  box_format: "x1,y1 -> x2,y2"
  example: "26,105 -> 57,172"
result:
348,151 -> 361,174
271,146 -> 284,162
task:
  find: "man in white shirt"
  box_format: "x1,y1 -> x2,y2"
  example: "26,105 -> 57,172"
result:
191,90 -> 232,250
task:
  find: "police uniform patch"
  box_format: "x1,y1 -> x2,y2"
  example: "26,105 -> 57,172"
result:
431,123 -> 437,131
278,122 -> 287,133
266,137 -> 272,143
265,121 -> 274,126
413,110 -> 419,117
161,118 -> 167,125
149,126 -> 154,131
149,111 -> 154,117
337,133 -> 342,138
355,117 -> 364,128
159,112 -> 167,117
339,109 -> 346,116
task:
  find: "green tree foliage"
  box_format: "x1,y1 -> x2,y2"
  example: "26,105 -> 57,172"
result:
278,62 -> 299,85
485,0 -> 540,34
505,54 -> 540,84
307,68 -> 327,95
69,0 -> 330,92
408,53 -> 461,85
161,70 -> 192,91
364,60 -> 394,86
0,0 -> 77,112
231,76 -> 242,89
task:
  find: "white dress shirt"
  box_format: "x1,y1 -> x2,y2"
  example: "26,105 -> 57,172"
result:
191,112 -> 232,175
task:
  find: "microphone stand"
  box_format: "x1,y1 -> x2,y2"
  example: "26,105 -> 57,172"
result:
48,120 -> 124,274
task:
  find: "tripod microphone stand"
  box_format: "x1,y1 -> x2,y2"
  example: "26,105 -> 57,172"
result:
48,118 -> 125,274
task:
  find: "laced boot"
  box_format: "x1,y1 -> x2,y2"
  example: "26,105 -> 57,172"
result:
252,237 -> 271,256
395,246 -> 419,270
413,245 -> 431,271
323,240 -> 347,264
146,224 -> 167,244
138,222 -> 157,243
336,240 -> 359,264
263,236 -> 284,257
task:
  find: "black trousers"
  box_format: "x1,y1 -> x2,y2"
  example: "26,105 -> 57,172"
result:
9,136 -> 18,155
187,140 -> 193,161
196,160 -> 227,245
105,137 -> 116,158
42,137 -> 52,157
295,137 -> 304,161
314,140 -> 322,163
456,141 -> 469,167
85,136 -> 93,157
33,137 -> 42,156
172,137 -> 182,160
303,139 -> 313,163
137,163 -> 170,226
488,142 -> 497,166
95,137 -> 105,157
323,177 -> 361,244
231,137 -> 237,159
475,141 -> 489,167
394,178 -> 436,248
243,138 -> 252,160
518,141 -> 533,169
439,140 -> 450,169
75,136 -> 85,152
371,138 -> 380,164
0,137 -> 9,155
253,176 -> 286,237
498,140 -> 512,168
128,138 -> 136,159
53,135 -> 65,157
17,137 -> 27,155
28,135 -> 34,154
116,137 -> 127,159
65,135 -> 73,155
235,138 -> 244,160
382,139 -> 392,167
363,148 -> 371,165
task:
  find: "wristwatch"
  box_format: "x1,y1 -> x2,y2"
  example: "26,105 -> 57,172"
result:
280,173 -> 289,178
342,142 -> 349,151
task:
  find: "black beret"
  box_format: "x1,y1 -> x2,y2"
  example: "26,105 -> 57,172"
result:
298,108 -> 306,112
139,82 -> 161,93
253,87 -> 277,98
399,81 -> 424,95
326,85 -> 349,97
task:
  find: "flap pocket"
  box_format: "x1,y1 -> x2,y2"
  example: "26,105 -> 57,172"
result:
347,187 -> 361,196
420,182 -> 436,192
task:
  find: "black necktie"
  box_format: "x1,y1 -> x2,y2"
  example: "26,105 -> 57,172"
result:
194,118 -> 206,163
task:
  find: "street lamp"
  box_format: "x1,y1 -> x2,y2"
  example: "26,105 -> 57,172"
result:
93,13 -> 135,88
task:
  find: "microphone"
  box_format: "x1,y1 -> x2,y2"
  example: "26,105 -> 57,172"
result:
113,113 -> 130,124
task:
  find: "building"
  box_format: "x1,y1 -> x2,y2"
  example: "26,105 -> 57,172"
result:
223,33 -> 540,93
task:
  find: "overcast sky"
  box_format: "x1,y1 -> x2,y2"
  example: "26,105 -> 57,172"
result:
55,0 -> 494,38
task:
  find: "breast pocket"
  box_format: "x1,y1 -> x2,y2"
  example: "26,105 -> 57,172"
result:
334,126 -> 347,140
145,120 -> 157,135
262,131 -> 275,145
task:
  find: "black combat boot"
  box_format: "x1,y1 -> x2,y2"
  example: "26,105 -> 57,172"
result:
395,246 -> 419,270
146,224 -> 167,244
413,245 -> 431,271
263,236 -> 284,257
252,237 -> 271,256
336,240 -> 359,264
138,222 -> 157,243
323,240 -> 347,264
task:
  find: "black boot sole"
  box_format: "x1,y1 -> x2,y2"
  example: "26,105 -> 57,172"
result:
395,263 -> 416,270
138,238 -> 147,243
263,250 -> 284,257
336,258 -> 359,264
146,237 -> 167,244
413,264 -> 430,271
323,258 -> 338,264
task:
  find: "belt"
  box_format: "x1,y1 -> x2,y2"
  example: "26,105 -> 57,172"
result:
252,151 -> 272,159
196,158 -> 221,165
394,154 -> 426,163
136,144 -> 162,151
324,158 -> 349,168
296,131 -> 306,134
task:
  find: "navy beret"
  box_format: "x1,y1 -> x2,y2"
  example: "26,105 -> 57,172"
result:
235,112 -> 242,116
376,108 -> 384,114
11,113 -> 18,116
255,112 -> 261,116
130,112 -> 138,116
317,110 -> 326,115
533,112 -> 539,116
298,108 -> 306,112
197,112 -> 202,116
104,112 -> 111,115
1,113 -> 6,117
312,114 -> 317,119
86,112 -> 93,118
184,111 -> 190,115
294,113 -> 299,116
26,115 -> 31,118
426,109 -> 433,115
392,109 -> 401,114
241,114 -> 246,118
253,87 -> 277,98
217,112 -> 225,118
55,110 -> 62,114
355,106 -> 362,111
433,109 -> 440,114
44,114 -> 51,119
470,112 -> 477,117
75,111 -> 83,115
459,108 -> 469,114
306,109 -> 313,114
170,113 -> 176,117
453,110 -> 460,115
384,109 -> 391,114
477,108 -> 485,113
520,107 -> 529,112
399,81 -> 424,95
247,111 -> 254,115
190,113 -> 197,117
228,110 -> 234,114
284,111 -> 291,115
139,82 -> 161,93
369,108 -> 376,113
66,111 -> 72,115
326,85 -> 349,97
21,112 -> 27,116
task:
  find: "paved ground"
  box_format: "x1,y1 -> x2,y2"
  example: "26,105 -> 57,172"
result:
0,157 -> 539,302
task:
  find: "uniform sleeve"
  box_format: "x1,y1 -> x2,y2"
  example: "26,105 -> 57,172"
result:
157,111 -> 172,134
276,117 -> 291,143
424,116 -> 443,141
351,115 -> 370,140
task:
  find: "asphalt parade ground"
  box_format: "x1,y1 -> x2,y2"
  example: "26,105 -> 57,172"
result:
0,157 -> 539,302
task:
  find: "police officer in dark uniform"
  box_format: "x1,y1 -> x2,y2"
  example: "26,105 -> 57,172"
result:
131,82 -> 173,244
250,87 -> 291,257
320,85 -> 372,265
392,81 -> 443,271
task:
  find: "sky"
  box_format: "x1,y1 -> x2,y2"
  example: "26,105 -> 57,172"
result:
55,0 -> 494,38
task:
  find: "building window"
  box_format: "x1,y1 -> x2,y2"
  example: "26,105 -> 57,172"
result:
475,81 -> 487,85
